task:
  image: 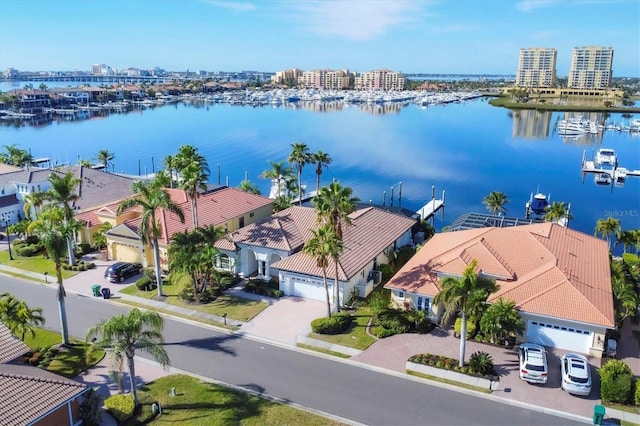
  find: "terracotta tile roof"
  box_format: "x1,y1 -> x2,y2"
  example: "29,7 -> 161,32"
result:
215,206 -> 317,252
385,223 -> 615,328
0,323 -> 29,364
272,206 -> 417,281
0,364 -> 88,425
119,187 -> 273,245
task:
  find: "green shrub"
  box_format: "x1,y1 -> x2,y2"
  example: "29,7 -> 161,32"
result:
368,289 -> 390,312
469,351 -> 494,375
311,312 -> 353,334
600,359 -> 634,404
635,378 -> 640,406
378,264 -> 395,281
104,394 -> 135,422
15,243 -> 42,257
11,238 -> 24,246
78,243 -> 92,255
454,318 -> 476,339
136,276 -> 154,291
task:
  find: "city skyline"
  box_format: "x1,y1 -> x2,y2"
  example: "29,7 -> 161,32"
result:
0,0 -> 639,77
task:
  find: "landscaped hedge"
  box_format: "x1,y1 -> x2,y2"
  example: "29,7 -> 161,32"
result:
104,394 -> 135,422
370,308 -> 433,338
600,359 -> 634,404
408,352 -> 498,380
243,281 -> 284,298
635,379 -> 640,406
15,243 -> 44,257
311,312 -> 353,334
62,260 -> 96,271
454,318 -> 477,340
136,276 -> 156,291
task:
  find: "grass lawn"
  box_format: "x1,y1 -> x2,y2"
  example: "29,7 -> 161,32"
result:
23,327 -> 104,378
308,307 -> 377,350
0,251 -> 76,280
120,283 -> 269,322
603,402 -> 640,415
126,374 -> 345,425
407,371 -> 492,394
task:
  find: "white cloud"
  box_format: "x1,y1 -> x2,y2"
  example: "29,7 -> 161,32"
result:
515,0 -> 556,12
203,0 -> 257,12
284,0 -> 431,41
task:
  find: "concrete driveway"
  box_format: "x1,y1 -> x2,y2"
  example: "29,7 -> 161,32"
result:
351,328 -> 603,419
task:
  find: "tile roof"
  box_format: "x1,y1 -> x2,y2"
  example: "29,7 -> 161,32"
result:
120,187 -> 273,244
0,163 -> 22,175
272,206 -> 417,281
385,223 -> 615,328
215,206 -> 318,252
0,364 -> 88,426
0,323 -> 29,364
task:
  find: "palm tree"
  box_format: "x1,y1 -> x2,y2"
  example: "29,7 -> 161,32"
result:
174,145 -> 209,229
479,298 -> 524,344
23,190 -> 48,220
95,149 -> 115,171
433,260 -> 498,367
2,144 -> 35,168
482,191 -> 509,216
46,171 -> 81,266
312,150 -> 332,193
29,207 -> 72,345
288,142 -> 311,206
117,176 -> 185,297
615,229 -> 637,254
313,181 -> 359,311
0,293 -> 45,341
595,217 -> 621,250
261,160 -> 293,198
86,308 -> 169,407
611,276 -> 639,327
162,154 -> 177,188
303,224 -> 342,317
92,222 -> 113,251
237,179 -> 261,195
544,201 -> 573,224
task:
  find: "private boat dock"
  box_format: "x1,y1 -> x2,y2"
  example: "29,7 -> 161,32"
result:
581,150 -> 640,187
417,186 -> 445,222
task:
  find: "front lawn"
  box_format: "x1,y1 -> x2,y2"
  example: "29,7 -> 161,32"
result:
120,283 -> 269,322
0,251 -> 76,280
124,374 -> 345,425
308,307 -> 376,350
23,327 -> 104,378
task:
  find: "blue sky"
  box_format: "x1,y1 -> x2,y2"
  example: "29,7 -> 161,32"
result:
1,0 -> 638,76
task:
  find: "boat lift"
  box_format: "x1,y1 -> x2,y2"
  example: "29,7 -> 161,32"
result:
581,150 -> 640,192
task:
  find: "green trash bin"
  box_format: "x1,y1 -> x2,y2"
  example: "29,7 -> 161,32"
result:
91,284 -> 101,297
593,404 -> 605,425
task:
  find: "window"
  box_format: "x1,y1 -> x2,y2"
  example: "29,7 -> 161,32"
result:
249,212 -> 255,218
239,217 -> 245,228
398,291 -> 404,299
218,254 -> 231,269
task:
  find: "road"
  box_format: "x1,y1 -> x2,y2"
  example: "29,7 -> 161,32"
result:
1,277 -> 585,426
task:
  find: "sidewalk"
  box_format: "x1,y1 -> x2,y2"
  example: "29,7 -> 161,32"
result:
2,255 -> 639,425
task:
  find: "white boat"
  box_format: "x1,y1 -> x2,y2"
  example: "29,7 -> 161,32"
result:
557,115 -> 597,135
594,172 -> 611,185
595,148 -> 617,166
614,167 -> 628,186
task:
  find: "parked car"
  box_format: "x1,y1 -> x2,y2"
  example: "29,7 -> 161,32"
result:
104,262 -> 143,283
560,353 -> 592,396
518,343 -> 548,384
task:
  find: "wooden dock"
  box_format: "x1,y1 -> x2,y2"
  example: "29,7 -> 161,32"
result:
417,187 -> 446,221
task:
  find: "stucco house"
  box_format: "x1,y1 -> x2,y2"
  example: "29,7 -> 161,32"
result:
384,222 -> 615,357
215,205 -> 417,303
105,186 -> 273,269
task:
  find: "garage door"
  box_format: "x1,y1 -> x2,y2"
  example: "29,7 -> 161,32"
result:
526,320 -> 592,354
113,244 -> 142,263
289,279 -> 328,301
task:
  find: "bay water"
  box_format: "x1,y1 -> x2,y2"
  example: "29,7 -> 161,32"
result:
1,95 -> 638,249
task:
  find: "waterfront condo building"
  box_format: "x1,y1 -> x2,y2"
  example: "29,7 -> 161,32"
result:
568,46 -> 614,89
515,48 -> 557,88
297,69 -> 353,90
271,68 -> 304,86
354,69 -> 406,91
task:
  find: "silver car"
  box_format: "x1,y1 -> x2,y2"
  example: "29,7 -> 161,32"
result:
518,343 -> 548,384
561,353 -> 592,396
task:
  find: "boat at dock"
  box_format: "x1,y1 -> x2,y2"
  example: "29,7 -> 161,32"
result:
525,192 -> 549,218
594,172 -> 612,185
595,148 -> 617,166
557,115 -> 597,135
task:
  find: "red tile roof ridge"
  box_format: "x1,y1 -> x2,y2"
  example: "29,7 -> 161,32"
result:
0,370 -> 86,388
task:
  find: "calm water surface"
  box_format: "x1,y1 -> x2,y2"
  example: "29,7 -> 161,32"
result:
1,98 -> 638,244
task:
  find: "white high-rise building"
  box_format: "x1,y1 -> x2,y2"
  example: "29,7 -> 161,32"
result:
568,46 -> 614,89
515,48 -> 557,88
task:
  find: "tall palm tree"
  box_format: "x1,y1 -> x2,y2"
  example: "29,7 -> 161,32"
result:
261,160 -> 293,198
2,144 -> 35,168
87,308 -> 169,407
29,207 -> 72,345
595,217 -> 621,250
117,176 -> 185,297
237,179 -> 261,195
312,150 -> 332,193
46,171 -> 82,266
615,229 -> 637,254
288,142 -> 311,206
95,149 -> 115,171
162,154 -> 177,188
0,293 -> 45,341
174,145 -> 209,229
482,191 -> 509,216
303,224 -> 342,317
611,276 -> 639,327
544,201 -> 573,224
22,190 -> 48,221
433,260 -> 498,367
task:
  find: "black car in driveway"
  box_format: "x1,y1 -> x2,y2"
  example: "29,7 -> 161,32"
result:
104,262 -> 143,283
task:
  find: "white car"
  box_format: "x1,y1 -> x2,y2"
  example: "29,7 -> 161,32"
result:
561,353 -> 592,396
518,343 -> 548,384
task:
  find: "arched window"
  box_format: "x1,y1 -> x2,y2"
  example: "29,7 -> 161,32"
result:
219,253 -> 231,270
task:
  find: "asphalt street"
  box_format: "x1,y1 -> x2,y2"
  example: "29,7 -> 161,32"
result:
1,277 -> 586,426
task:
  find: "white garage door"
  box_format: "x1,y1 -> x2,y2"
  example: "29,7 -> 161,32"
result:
526,320 -> 592,354
289,279 -> 328,301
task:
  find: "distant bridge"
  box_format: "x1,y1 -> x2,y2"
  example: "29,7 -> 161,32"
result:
8,74 -> 177,84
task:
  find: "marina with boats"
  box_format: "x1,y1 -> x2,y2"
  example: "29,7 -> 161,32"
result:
581,148 -> 640,189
